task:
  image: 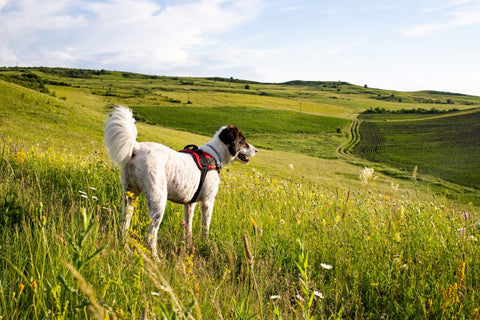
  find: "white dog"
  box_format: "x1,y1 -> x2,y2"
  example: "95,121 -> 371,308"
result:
104,106 -> 257,255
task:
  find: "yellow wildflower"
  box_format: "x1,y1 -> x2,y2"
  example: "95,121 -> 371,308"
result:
16,149 -> 26,164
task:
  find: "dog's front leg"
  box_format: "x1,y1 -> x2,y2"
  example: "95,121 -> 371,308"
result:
201,200 -> 215,238
183,203 -> 196,246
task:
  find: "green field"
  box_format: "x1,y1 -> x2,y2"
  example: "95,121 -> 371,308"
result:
1,67 -> 480,319
133,106 -> 349,159
353,110 -> 480,189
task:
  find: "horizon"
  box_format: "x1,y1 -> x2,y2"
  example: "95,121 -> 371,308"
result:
3,65 -> 480,97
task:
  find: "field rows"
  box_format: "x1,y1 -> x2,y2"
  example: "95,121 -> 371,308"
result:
353,111 -> 480,190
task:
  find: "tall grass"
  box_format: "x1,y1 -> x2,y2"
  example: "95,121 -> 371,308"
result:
1,139 -> 480,319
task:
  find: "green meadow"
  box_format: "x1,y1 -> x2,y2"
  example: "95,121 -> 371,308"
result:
1,67 -> 480,319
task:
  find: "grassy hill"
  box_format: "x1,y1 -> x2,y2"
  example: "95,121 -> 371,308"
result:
353,109 -> 480,190
1,67 -> 480,319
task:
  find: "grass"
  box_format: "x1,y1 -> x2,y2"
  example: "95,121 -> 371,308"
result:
1,139 -> 480,319
353,110 -> 480,190
1,67 -> 480,318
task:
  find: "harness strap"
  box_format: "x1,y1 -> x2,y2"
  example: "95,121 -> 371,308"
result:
179,145 -> 220,203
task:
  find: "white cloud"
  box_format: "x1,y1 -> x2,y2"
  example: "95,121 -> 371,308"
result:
401,1 -> 480,37
0,0 -> 265,72
448,0 -> 474,5
0,45 -> 17,65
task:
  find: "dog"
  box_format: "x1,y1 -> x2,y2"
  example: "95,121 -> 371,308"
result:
104,106 -> 257,256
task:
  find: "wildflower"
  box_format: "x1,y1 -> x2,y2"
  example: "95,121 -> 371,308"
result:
288,163 -> 294,170
320,263 -> 333,270
41,214 -> 46,226
458,227 -> 466,238
394,232 -> 402,242
16,149 -> 26,164
428,299 -> 434,314
151,292 -> 161,296
296,294 -> 305,302
92,196 -> 98,201
183,254 -> 194,277
19,283 -> 25,293
279,219 -> 285,225
89,186 -> 97,191
462,211 -> 469,220
31,280 -> 37,291
391,182 -> 399,192
313,291 -> 324,299
472,308 -> 479,319
359,167 -> 374,186
270,295 -> 281,300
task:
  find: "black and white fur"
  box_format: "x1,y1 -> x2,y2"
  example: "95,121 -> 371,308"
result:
104,106 -> 257,256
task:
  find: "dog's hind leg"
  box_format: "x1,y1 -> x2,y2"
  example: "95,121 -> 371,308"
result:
201,199 -> 215,238
122,186 -> 138,236
145,187 -> 168,258
183,203 -> 197,247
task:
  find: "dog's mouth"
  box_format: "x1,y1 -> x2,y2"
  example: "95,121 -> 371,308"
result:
237,152 -> 250,164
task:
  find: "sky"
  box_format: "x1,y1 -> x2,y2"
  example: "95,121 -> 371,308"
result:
1,0 -> 480,96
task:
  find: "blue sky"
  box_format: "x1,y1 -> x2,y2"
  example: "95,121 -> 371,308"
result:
1,0 -> 480,95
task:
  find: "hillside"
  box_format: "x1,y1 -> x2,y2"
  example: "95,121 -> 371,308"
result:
353,109 -> 480,190
1,67 -> 480,319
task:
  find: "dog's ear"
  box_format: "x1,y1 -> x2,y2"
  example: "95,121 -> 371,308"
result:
219,126 -> 245,156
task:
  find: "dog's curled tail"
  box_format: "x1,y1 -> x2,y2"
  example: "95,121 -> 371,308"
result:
104,106 -> 137,168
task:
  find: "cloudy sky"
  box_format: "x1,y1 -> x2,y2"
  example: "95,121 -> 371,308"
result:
1,0 -> 480,95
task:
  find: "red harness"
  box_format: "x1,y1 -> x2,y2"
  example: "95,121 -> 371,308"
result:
179,149 -> 218,171
179,145 -> 221,203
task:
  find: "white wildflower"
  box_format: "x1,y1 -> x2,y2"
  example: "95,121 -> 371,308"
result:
270,295 -> 281,300
313,291 -> 324,299
359,167 -> 374,186
320,263 -> 333,270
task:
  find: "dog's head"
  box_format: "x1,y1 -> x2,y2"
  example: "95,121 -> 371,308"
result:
217,126 -> 257,164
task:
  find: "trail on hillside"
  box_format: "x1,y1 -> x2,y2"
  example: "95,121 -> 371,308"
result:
336,117 -> 361,158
